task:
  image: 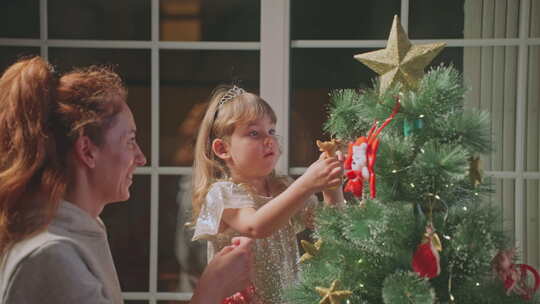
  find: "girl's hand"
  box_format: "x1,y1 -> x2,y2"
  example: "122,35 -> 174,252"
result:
298,151 -> 344,193
322,151 -> 345,205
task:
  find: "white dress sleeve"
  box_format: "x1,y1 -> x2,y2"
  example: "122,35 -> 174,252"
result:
192,181 -> 255,241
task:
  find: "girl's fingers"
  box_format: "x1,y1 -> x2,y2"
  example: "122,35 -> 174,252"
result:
329,166 -> 343,177
336,150 -> 344,162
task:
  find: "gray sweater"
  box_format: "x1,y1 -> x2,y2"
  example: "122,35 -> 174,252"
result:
0,201 -> 123,304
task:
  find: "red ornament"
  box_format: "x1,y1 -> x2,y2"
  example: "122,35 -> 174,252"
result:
412,224 -> 442,279
492,249 -> 540,300
221,285 -> 256,304
344,101 -> 400,199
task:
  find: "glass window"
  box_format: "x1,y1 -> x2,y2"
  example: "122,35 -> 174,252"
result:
526,46 -> 540,172
291,0 -> 400,40
160,0 -> 260,41
48,48 -> 152,165
48,0 -> 151,40
463,46 -> 518,172
158,175 -> 207,292
449,0 -> 520,39
488,178 -> 515,239
101,175 -> 151,291
532,0 -> 540,37
525,180 -> 540,266
291,48 -> 376,167
410,0 -> 521,39
0,0 -> 39,38
0,47 -> 40,73
159,50 -> 259,166
409,0 -> 466,39
290,47 -> 464,167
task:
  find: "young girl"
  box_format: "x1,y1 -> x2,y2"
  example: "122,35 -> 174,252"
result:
191,85 -> 344,304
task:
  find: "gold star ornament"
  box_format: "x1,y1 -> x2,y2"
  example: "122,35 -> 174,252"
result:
354,15 -> 446,94
316,280 -> 353,304
469,156 -> 483,187
300,239 -> 323,263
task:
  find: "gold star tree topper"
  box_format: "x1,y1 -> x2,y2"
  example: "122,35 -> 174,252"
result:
316,280 -> 353,304
354,15 -> 446,94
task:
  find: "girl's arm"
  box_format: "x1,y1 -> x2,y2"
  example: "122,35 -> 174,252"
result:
221,153 -> 342,238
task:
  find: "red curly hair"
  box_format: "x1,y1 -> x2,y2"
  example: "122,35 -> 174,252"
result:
0,56 -> 127,258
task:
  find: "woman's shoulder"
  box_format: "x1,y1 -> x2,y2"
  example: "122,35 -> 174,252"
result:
23,239 -> 82,264
6,234 -> 82,271
4,240 -> 108,304
2,235 -> 83,293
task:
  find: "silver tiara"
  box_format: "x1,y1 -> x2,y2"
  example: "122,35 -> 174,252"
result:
218,85 -> 245,107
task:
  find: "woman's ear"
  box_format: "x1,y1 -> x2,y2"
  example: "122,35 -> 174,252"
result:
212,138 -> 230,160
73,135 -> 99,168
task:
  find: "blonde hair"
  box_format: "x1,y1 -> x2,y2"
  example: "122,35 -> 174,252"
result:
191,85 -> 277,221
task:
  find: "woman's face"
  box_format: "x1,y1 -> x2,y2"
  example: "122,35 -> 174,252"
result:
92,105 -> 146,204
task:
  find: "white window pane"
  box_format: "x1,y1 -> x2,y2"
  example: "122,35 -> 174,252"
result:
0,0 -> 39,38
0,47 -> 40,72
526,46 -> 540,172
525,180 -> 540,268
49,0 -> 151,40
160,0 -> 260,41
158,175 -> 206,292
101,175 -> 151,291
291,0 -> 400,40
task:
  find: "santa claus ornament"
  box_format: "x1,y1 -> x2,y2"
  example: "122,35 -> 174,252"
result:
344,101 -> 400,198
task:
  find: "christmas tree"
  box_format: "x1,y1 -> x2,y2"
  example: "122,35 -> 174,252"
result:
287,16 -> 540,304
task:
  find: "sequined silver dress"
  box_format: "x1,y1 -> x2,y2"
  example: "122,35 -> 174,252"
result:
193,179 -> 316,304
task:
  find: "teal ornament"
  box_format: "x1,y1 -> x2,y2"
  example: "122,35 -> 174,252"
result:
403,119 -> 424,136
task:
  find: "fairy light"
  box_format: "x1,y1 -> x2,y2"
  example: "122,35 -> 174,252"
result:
463,206 -> 468,211
420,148 -> 425,153
475,282 -> 480,287
392,169 -> 397,173
443,235 -> 451,240
419,114 -> 425,118
474,192 -> 479,196
410,183 -> 415,188
435,195 -> 441,200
